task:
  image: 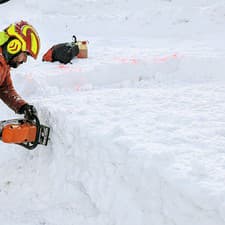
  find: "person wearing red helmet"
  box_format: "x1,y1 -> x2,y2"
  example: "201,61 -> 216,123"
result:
0,21 -> 40,119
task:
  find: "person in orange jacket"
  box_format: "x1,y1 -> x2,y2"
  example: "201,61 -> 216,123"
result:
0,21 -> 40,119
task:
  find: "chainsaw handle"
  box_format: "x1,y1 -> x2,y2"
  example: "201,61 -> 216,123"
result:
19,115 -> 40,150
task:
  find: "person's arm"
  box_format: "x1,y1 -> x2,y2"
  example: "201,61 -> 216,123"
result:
0,71 -> 27,113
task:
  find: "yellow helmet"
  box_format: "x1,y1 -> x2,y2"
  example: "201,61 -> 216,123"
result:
4,21 -> 40,59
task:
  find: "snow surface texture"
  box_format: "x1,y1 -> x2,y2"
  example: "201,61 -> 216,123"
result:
1,0 -> 225,225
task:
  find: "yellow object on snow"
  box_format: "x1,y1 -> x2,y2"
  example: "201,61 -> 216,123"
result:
77,41 -> 88,58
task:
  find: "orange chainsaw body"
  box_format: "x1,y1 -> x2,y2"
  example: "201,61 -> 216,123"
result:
2,123 -> 37,144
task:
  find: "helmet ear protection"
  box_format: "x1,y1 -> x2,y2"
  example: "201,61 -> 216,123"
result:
6,38 -> 22,55
0,31 -> 9,46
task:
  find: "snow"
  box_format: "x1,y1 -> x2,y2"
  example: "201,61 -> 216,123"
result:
1,0 -> 225,224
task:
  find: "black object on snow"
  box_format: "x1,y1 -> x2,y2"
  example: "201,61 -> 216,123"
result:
0,0 -> 10,4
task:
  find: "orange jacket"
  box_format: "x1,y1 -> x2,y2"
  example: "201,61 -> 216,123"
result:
0,47 -> 26,113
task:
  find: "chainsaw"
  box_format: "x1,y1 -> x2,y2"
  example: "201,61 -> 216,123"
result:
0,115 -> 50,150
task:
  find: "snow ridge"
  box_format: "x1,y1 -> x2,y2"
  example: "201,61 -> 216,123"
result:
1,0 -> 225,224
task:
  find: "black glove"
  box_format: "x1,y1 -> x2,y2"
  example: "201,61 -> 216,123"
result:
19,104 -> 38,120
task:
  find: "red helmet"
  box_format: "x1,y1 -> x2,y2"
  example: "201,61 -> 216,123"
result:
4,21 -> 40,59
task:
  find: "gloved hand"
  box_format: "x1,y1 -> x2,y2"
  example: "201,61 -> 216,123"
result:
19,104 -> 38,120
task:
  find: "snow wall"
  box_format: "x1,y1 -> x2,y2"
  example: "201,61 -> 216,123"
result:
0,0 -> 225,225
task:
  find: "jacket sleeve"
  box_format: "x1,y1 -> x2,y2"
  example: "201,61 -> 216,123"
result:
0,70 -> 27,113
